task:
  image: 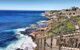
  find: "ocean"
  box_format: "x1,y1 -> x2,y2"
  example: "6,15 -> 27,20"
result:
0,10 -> 48,50
0,10 -> 48,31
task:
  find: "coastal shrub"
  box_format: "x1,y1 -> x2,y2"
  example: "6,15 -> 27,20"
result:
48,19 -> 75,35
72,16 -> 80,25
47,16 -> 80,36
65,20 -> 75,31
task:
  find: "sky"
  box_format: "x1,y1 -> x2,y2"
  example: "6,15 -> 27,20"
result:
0,0 -> 80,10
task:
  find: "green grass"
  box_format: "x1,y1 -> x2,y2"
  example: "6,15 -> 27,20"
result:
64,20 -> 75,32
48,17 -> 75,35
72,16 -> 80,25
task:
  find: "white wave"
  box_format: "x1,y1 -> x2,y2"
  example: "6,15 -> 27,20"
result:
37,20 -> 48,24
2,27 -> 30,33
5,34 -> 37,50
16,26 -> 30,32
3,27 -> 37,50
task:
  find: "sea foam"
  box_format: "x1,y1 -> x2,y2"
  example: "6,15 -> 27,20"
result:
2,27 -> 37,50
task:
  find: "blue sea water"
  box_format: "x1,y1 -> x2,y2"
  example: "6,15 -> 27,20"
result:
0,10 -> 48,31
0,10 -> 48,49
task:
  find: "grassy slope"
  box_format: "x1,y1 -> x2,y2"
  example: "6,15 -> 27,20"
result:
48,16 -> 76,35
72,16 -> 80,25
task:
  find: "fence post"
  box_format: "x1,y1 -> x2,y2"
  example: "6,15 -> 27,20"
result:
59,34 -> 63,50
51,36 -> 53,50
37,39 -> 39,50
44,37 -> 46,50
41,38 -> 42,50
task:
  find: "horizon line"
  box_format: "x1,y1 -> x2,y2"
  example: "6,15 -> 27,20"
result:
0,6 -> 80,11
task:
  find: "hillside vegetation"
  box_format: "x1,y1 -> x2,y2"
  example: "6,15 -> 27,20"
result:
47,16 -> 80,35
